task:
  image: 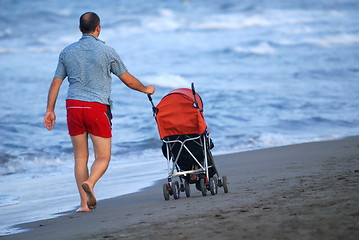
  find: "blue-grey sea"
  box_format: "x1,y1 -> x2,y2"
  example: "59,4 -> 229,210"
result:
1,0 -> 359,235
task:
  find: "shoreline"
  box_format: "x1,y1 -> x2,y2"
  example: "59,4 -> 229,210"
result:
3,136 -> 359,240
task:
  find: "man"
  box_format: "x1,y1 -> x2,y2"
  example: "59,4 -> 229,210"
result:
44,12 -> 155,212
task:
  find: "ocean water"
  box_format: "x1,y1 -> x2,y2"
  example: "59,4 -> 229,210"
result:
1,0 -> 359,235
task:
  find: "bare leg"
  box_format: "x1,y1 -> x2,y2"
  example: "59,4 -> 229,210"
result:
71,132 -> 90,212
88,134 -> 111,185
81,134 -> 111,209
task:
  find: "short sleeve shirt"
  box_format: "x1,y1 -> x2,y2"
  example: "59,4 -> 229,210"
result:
54,34 -> 128,105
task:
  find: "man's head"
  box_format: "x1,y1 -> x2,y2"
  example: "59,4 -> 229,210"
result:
79,12 -> 100,35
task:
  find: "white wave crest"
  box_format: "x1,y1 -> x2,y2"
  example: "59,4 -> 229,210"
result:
190,10 -> 316,31
0,28 -> 12,38
0,48 -> 15,54
0,156 -> 70,176
248,132 -> 295,148
233,42 -> 275,55
158,8 -> 175,18
27,46 -> 63,53
0,194 -> 20,207
304,34 -> 359,47
143,8 -> 180,32
276,34 -> 359,48
191,14 -> 271,30
142,74 -> 190,88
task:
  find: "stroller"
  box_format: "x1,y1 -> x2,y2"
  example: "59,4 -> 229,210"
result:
148,83 -> 228,200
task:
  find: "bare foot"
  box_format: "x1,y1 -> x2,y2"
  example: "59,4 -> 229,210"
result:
76,206 -> 91,212
82,182 -> 97,210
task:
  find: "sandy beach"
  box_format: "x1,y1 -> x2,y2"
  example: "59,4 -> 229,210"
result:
3,136 -> 359,240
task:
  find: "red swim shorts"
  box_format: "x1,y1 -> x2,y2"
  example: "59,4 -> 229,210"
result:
66,99 -> 112,138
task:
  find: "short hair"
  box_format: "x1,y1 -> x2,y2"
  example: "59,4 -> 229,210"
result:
79,12 -> 100,34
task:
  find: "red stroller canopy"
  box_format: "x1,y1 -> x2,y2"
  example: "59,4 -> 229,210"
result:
155,88 -> 207,139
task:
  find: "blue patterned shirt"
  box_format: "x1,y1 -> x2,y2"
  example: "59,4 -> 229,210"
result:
54,34 -> 128,105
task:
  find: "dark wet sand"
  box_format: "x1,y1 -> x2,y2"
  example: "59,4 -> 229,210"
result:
4,136 -> 359,240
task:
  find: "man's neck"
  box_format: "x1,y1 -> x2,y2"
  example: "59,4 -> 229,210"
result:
84,32 -> 99,38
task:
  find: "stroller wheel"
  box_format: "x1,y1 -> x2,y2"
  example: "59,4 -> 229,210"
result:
184,180 -> 190,197
173,181 -> 180,200
180,183 -> 185,192
222,176 -> 229,193
209,177 -> 218,195
163,183 -> 170,201
218,179 -> 223,187
200,178 -> 207,196
214,175 -> 219,192
195,181 -> 201,191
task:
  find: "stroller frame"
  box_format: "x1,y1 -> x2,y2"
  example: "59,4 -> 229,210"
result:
163,132 -> 215,199
164,132 -> 211,181
148,83 -> 228,200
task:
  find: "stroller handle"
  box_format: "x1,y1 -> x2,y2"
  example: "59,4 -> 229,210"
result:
147,94 -> 153,103
191,83 -> 196,96
191,83 -> 202,111
147,94 -> 158,116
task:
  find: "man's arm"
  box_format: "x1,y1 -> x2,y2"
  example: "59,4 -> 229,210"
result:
119,72 -> 155,95
44,77 -> 64,131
